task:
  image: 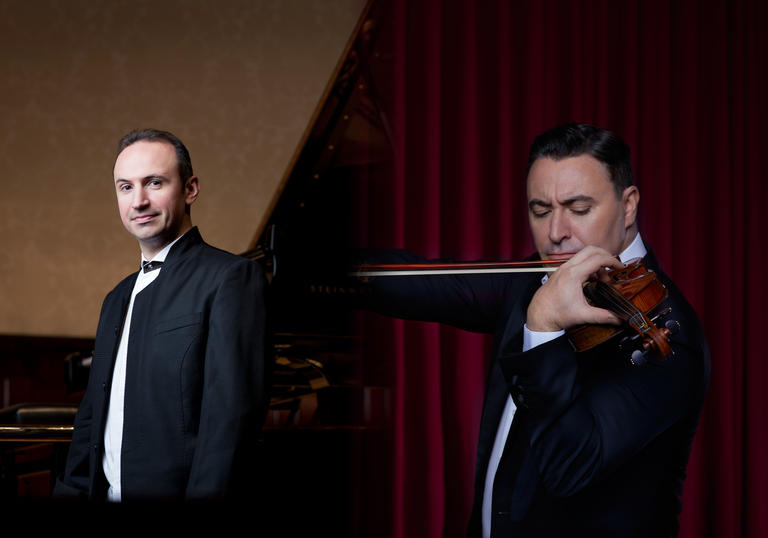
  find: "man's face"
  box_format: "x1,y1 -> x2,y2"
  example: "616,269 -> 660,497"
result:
526,154 -> 638,260
113,140 -> 198,255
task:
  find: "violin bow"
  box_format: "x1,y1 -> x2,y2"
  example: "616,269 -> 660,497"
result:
352,259 -> 563,277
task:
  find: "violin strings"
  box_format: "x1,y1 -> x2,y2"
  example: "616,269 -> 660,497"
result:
586,281 -> 642,321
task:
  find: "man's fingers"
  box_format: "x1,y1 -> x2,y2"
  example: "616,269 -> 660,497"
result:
587,306 -> 622,326
533,246 -> 629,331
559,246 -> 624,281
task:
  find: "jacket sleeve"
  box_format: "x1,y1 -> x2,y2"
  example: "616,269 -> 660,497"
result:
52,388 -> 93,498
184,259 -> 269,499
53,291 -> 119,499
496,292 -> 710,498
354,249 -> 528,333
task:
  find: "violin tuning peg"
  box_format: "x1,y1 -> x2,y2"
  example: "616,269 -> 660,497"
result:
631,348 -> 648,366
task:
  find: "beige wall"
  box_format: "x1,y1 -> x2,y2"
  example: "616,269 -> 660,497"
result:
0,0 -> 366,337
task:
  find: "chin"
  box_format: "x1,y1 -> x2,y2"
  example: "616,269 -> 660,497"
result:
128,226 -> 162,243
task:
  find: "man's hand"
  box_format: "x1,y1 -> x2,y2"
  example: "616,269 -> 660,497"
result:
526,246 -> 625,332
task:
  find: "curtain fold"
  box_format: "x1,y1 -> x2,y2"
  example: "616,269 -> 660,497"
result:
364,1 -> 767,536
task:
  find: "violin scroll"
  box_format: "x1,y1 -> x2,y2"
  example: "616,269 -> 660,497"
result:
629,318 -> 680,365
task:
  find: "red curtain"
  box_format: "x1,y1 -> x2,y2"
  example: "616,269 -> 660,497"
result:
360,1 -> 767,537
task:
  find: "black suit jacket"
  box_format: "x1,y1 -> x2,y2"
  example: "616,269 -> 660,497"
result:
358,245 -> 709,537
56,227 -> 269,501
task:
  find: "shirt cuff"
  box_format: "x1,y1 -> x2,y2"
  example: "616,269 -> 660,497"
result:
523,324 -> 565,352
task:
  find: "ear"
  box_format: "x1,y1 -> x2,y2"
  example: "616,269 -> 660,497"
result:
184,176 -> 200,206
622,186 -> 639,230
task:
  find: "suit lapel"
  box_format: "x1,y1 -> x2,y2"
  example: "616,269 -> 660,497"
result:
473,273 -> 540,503
91,278 -> 134,436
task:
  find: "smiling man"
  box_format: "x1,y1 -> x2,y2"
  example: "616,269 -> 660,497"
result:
357,123 -> 710,537
56,129 -> 269,502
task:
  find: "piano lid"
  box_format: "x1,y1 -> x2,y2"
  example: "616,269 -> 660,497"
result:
239,0 -> 393,407
243,0 -> 392,280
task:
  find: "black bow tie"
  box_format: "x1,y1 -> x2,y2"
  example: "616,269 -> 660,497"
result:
141,260 -> 164,273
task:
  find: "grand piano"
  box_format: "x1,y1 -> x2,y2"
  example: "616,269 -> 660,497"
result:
241,2 -> 396,532
0,1 -> 395,534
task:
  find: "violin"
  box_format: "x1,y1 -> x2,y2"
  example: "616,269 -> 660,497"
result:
353,257 -> 678,364
566,258 -> 678,364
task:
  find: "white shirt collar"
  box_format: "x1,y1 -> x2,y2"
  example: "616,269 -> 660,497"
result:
140,230 -> 188,266
619,232 -> 646,263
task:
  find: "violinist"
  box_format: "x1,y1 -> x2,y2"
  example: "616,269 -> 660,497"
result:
357,123 -> 710,537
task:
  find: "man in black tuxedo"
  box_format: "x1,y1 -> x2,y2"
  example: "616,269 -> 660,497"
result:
55,129 -> 268,501
359,124 -> 709,537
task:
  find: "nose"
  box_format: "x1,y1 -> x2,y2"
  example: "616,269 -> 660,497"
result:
130,187 -> 149,210
548,209 -> 570,244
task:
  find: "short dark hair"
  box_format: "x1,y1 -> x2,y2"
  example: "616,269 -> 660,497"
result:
526,123 -> 634,197
117,128 -> 194,183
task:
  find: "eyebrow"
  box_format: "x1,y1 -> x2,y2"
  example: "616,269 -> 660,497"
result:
115,174 -> 167,184
528,194 -> 596,210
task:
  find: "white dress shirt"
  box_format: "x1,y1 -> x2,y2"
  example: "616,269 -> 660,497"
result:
103,235 -> 184,502
481,234 -> 647,537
